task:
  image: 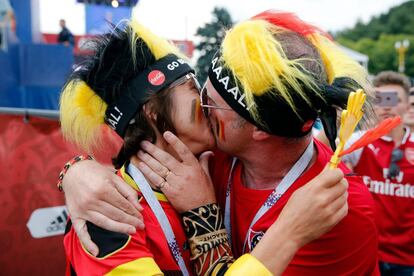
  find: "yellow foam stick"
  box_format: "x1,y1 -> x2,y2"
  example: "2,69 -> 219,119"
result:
329,89 -> 366,169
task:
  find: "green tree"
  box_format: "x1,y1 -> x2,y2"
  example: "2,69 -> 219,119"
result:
195,7 -> 233,83
336,1 -> 414,41
338,35 -> 414,76
335,1 -> 414,77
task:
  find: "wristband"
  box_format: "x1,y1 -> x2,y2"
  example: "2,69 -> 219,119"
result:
57,154 -> 94,191
182,203 -> 229,260
225,254 -> 272,276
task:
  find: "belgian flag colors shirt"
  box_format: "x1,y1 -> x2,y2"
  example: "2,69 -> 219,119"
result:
64,166 -> 192,275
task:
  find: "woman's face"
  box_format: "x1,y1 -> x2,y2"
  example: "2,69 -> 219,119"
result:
169,79 -> 215,155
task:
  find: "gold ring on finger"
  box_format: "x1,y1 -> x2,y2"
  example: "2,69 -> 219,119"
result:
164,170 -> 171,179
157,180 -> 167,190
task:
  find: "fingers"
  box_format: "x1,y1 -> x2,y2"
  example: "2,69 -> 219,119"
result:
138,150 -> 171,179
317,165 -> 344,188
102,184 -> 140,217
329,200 -> 349,227
99,182 -> 145,229
112,175 -> 144,212
327,190 -> 348,215
88,211 -> 138,235
323,178 -> 348,203
198,151 -> 214,176
136,161 -> 168,190
163,131 -> 197,164
72,218 -> 99,256
95,200 -> 144,230
140,140 -> 180,171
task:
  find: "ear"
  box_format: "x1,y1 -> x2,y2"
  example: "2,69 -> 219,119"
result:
143,104 -> 157,122
252,126 -> 271,141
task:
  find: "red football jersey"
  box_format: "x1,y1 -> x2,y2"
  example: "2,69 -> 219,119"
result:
211,139 -> 379,275
64,167 -> 192,275
344,128 -> 414,266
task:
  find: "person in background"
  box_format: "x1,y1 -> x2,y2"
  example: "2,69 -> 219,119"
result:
403,87 -> 414,132
0,0 -> 16,50
57,19 -> 74,47
343,71 -> 414,276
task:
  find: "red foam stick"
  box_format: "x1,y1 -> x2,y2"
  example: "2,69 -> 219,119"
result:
339,116 -> 402,157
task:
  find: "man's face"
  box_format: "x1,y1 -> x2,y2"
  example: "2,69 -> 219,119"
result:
374,84 -> 408,122
203,79 -> 253,154
404,91 -> 414,127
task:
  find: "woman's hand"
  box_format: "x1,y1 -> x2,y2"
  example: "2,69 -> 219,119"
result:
63,159 -> 144,256
136,131 -> 216,213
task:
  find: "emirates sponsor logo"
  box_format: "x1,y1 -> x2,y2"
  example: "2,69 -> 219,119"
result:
405,148 -> 414,165
362,175 -> 414,198
148,70 -> 165,86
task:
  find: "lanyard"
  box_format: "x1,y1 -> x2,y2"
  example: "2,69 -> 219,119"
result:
127,163 -> 190,276
224,140 -> 314,253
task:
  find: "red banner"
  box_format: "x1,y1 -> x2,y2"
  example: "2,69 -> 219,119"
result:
0,115 -> 120,275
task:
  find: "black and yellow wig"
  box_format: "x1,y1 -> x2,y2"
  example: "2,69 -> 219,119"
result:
60,21 -> 195,166
208,10 -> 373,149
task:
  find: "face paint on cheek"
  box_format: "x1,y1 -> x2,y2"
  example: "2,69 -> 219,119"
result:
196,98 -> 203,123
217,119 -> 226,141
190,98 -> 203,124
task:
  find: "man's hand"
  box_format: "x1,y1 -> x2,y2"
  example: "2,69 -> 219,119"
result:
63,160 -> 144,256
136,131 -> 216,213
251,165 -> 348,275
276,165 -> 348,248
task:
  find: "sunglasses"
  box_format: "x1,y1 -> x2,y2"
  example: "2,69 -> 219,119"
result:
169,73 -> 201,91
199,82 -> 233,117
388,148 -> 403,179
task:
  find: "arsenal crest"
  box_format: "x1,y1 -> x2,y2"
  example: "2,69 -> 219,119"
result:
405,148 -> 414,165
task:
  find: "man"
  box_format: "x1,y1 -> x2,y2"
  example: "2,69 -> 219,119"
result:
62,11 -> 378,275
343,71 -> 414,275
57,19 -> 74,46
0,0 -> 16,49
403,87 -> 414,132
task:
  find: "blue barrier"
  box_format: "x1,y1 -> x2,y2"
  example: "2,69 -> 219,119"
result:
0,44 -> 73,109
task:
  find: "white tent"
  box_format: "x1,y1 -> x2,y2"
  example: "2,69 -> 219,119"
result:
339,45 -> 369,70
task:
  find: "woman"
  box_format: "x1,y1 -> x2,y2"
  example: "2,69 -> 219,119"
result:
60,20 -> 348,275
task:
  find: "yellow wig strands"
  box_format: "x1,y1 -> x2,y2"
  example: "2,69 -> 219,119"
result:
308,34 -> 370,89
60,20 -> 187,152
128,20 -> 185,66
308,33 -> 375,126
60,80 -> 107,152
221,20 -> 321,126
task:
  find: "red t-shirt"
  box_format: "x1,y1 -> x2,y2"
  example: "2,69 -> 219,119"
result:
212,139 -> 379,275
64,167 -> 192,275
344,128 -> 414,266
